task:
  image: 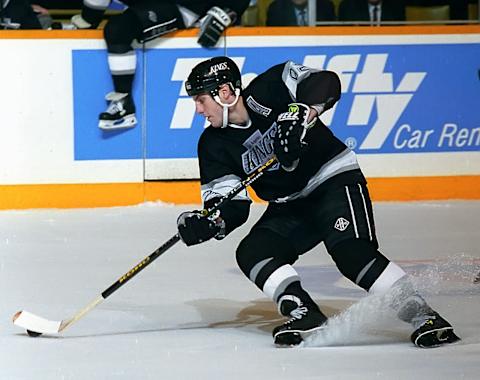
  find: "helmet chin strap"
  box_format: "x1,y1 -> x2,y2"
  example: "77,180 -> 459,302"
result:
213,88 -> 241,128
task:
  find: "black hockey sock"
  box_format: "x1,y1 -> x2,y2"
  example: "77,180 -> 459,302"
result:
112,74 -> 134,94
277,281 -> 320,312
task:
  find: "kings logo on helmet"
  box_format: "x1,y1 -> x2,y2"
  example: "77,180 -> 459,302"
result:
209,62 -> 229,75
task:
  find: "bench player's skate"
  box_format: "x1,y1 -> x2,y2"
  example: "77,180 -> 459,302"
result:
411,311 -> 460,348
273,295 -> 327,347
99,92 -> 137,130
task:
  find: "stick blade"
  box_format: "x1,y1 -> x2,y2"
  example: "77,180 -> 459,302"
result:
13,310 -> 62,335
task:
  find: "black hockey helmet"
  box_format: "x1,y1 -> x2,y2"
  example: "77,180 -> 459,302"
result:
185,56 -> 242,98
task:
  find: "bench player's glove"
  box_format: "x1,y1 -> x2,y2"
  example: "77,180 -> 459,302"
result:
197,6 -> 236,48
273,103 -> 316,171
177,210 -> 224,246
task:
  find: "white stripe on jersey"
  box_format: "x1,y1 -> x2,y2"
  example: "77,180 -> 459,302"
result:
201,174 -> 251,203
273,148 -> 360,203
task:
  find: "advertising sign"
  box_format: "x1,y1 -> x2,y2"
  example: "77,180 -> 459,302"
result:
72,38 -> 480,178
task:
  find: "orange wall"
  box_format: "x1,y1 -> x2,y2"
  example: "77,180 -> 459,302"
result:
1,25 -> 479,209
1,175 -> 479,210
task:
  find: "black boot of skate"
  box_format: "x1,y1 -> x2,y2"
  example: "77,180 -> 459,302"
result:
411,312 -> 460,348
272,295 -> 327,347
98,92 -> 137,130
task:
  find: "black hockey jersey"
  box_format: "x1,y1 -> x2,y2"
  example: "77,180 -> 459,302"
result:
0,0 -> 42,29
81,0 -> 249,27
198,61 -> 366,233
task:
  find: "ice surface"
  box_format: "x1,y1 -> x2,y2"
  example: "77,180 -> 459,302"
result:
0,201 -> 479,379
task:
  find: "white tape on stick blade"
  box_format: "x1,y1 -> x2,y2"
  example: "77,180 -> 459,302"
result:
13,311 -> 61,334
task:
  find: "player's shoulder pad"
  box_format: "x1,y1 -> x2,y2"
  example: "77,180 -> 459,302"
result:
282,61 -> 318,82
280,61 -> 319,99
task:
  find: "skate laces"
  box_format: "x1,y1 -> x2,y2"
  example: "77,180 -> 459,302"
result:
103,92 -> 130,115
106,99 -> 125,115
286,306 -> 308,323
412,314 -> 437,330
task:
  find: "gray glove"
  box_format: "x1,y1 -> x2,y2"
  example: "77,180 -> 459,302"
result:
197,6 -> 236,48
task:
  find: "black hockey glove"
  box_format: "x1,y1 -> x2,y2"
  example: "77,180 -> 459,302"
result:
197,6 -> 236,48
273,103 -> 316,171
177,210 -> 224,246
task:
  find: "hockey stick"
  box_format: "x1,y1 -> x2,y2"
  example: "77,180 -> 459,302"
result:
12,157 -> 277,337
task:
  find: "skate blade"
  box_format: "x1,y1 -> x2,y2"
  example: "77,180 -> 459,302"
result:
274,332 -> 303,347
414,328 -> 461,348
99,115 -> 137,130
274,326 -> 326,347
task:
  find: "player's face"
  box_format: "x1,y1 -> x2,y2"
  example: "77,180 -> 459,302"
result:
192,94 -> 223,128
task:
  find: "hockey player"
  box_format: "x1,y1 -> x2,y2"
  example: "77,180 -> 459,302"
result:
1,0 -> 42,29
71,0 -> 249,130
176,56 -> 461,348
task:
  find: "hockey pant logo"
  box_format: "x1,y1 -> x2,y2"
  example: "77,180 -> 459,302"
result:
334,217 -> 350,232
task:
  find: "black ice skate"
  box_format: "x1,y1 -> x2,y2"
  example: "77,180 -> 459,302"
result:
411,312 -> 460,348
273,295 -> 327,347
98,92 -> 137,130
